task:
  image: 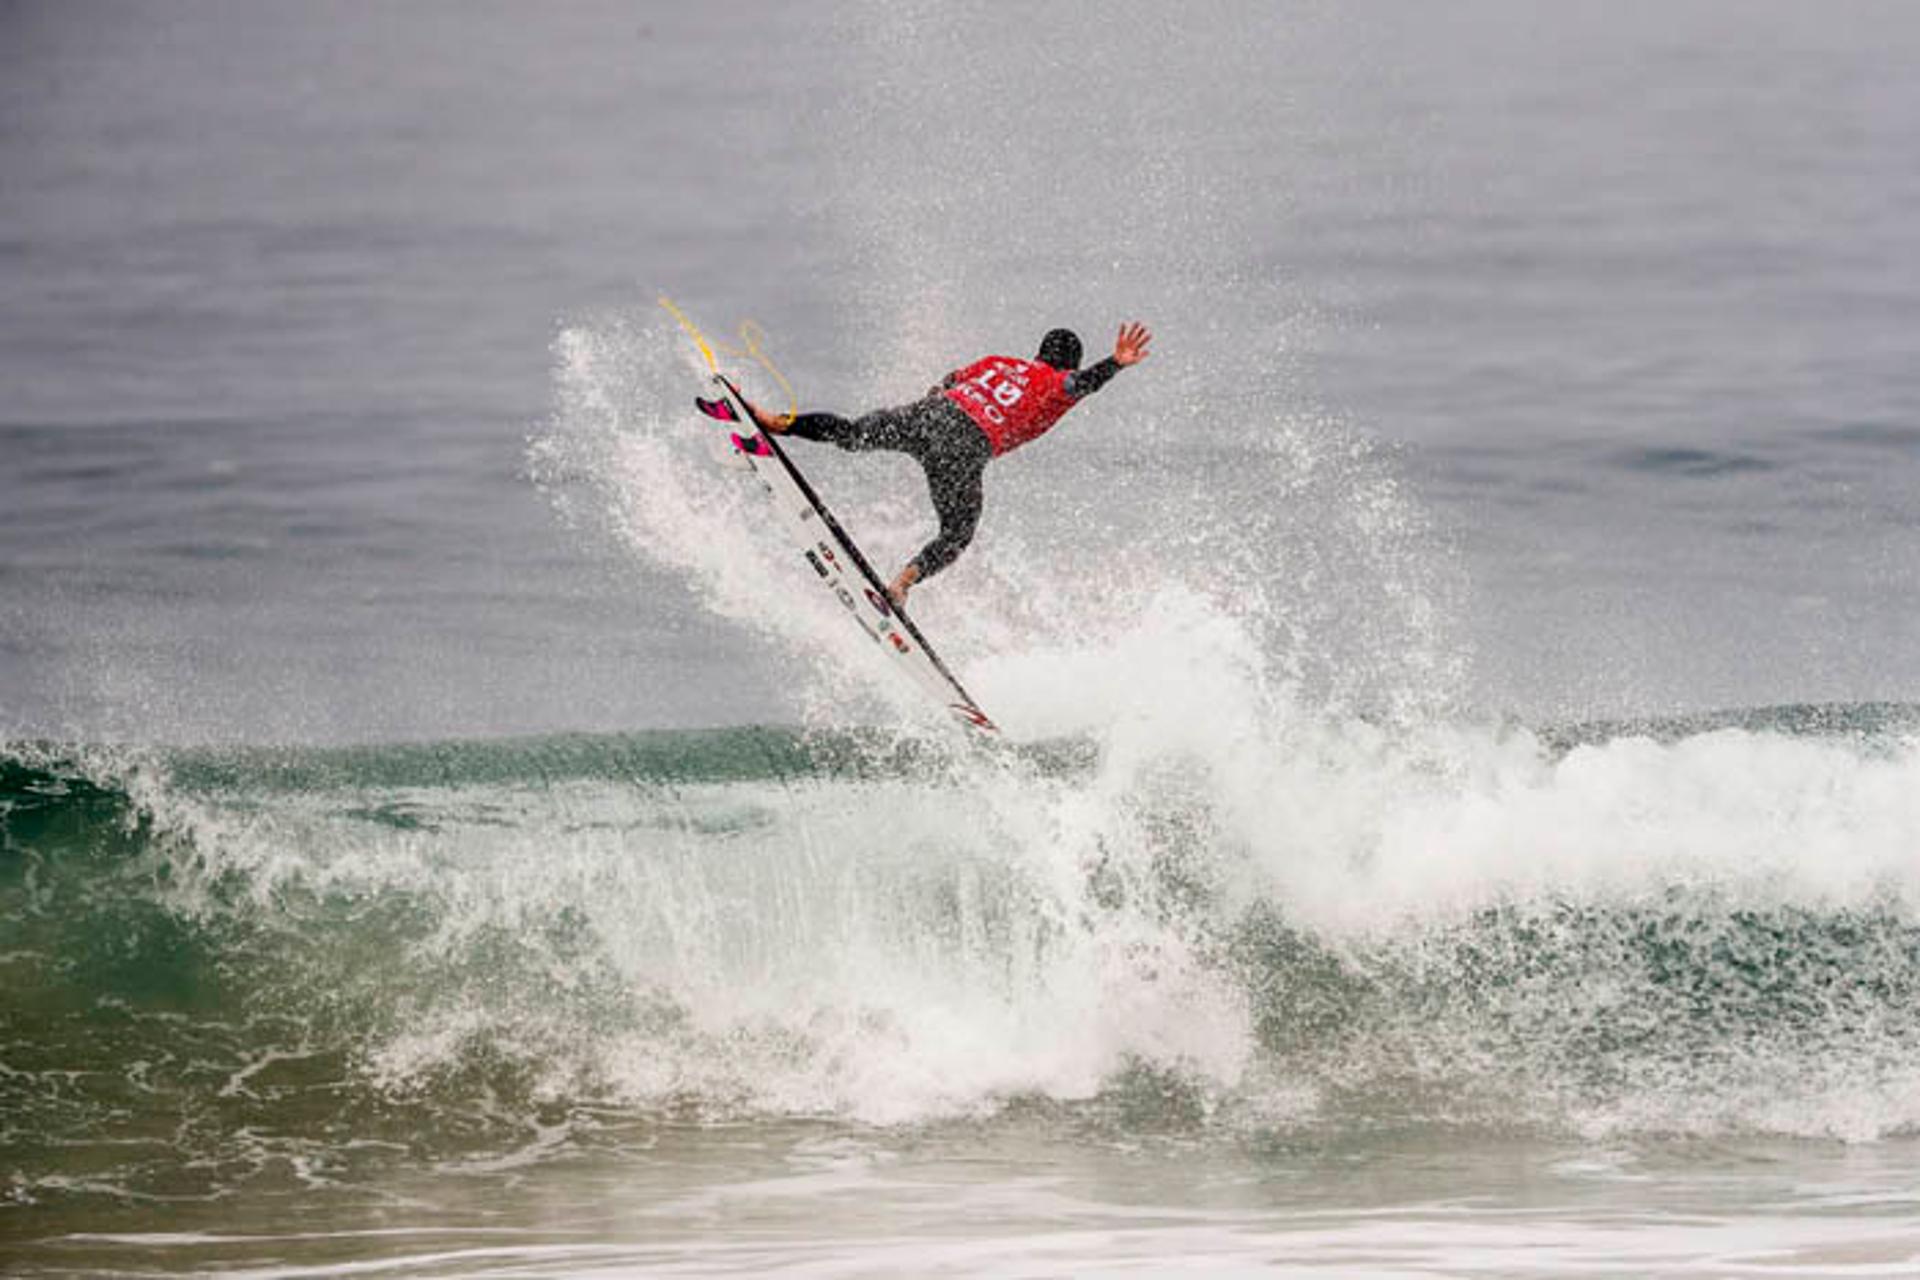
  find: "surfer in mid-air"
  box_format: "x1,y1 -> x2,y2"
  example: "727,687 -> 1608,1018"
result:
739,322 -> 1152,607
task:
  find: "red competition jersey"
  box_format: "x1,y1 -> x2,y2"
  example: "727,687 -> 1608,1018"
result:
942,356 -> 1078,455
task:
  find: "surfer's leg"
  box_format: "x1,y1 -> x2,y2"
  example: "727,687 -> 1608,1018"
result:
787,404 -> 919,453
785,411 -> 854,444
907,428 -> 991,582
787,418 -> 856,449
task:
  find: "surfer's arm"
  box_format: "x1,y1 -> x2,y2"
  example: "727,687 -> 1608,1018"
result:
1065,322 -> 1152,398
1064,357 -> 1122,399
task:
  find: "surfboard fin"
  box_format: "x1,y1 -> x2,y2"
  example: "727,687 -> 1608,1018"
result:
695,396 -> 739,423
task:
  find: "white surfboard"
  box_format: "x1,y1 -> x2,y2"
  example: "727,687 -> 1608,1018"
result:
695,373 -> 998,735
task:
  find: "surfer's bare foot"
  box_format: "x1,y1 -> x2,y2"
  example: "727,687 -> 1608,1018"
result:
741,396 -> 792,433
886,564 -> 920,609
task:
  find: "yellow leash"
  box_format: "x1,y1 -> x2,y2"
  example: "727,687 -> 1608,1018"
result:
657,295 -> 798,419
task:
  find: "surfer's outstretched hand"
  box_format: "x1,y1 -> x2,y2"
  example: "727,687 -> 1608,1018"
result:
1113,322 -> 1152,366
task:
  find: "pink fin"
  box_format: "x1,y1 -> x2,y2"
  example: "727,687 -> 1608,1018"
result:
730,432 -> 771,457
696,396 -> 739,423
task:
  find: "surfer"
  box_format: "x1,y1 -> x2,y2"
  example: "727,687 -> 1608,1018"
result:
739,323 -> 1152,607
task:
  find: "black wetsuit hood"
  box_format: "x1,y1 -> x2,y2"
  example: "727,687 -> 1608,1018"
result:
1037,329 -> 1082,370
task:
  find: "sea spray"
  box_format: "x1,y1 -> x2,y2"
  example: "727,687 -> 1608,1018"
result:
530,316 -> 949,731
530,314 -> 1466,735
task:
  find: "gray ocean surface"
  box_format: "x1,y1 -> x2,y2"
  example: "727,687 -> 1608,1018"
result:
5,2 -> 1920,1276
5,0 -> 1915,743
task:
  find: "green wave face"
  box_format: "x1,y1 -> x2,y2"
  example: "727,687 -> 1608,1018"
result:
5,708 -> 1920,1207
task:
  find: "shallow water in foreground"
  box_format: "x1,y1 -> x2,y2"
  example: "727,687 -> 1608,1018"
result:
13,1126 -> 1920,1277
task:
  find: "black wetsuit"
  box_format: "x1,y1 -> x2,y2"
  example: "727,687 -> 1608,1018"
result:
787,357 -> 1123,582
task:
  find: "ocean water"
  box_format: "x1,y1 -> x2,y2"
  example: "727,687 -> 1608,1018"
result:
5,1 -> 1920,1275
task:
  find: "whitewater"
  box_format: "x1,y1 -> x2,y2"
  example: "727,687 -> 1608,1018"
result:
10,698 -> 1920,1271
